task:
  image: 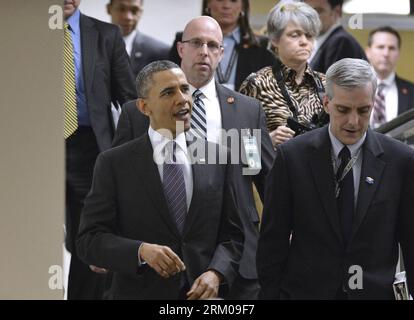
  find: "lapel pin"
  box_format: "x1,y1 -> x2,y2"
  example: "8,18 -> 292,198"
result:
365,177 -> 374,185
402,88 -> 408,95
134,52 -> 143,58
227,96 -> 235,104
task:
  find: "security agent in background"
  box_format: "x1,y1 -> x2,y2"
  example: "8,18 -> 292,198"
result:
76,60 -> 244,300
258,58 -> 414,299
112,16 -> 275,299
63,0 -> 136,299
365,26 -> 414,129
107,0 -> 170,77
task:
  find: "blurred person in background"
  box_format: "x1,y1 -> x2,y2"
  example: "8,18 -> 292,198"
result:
365,26 -> 414,128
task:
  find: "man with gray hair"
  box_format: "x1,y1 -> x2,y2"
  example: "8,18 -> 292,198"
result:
257,58 -> 414,299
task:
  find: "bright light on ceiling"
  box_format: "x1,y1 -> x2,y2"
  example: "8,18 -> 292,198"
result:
343,0 -> 410,15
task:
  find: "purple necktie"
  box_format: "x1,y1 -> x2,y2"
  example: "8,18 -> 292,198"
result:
162,141 -> 187,235
373,83 -> 386,127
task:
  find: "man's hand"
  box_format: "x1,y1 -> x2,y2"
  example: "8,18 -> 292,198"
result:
89,265 -> 108,274
140,243 -> 186,278
270,126 -> 295,146
186,270 -> 222,300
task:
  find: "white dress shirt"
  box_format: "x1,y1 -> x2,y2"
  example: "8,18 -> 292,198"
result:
370,72 -> 398,128
190,78 -> 222,145
328,125 -> 366,209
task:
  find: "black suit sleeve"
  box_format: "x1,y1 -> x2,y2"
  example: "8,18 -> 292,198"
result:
209,158 -> 244,291
324,36 -> 367,72
257,145 -> 292,299
398,154 -> 414,296
253,100 -> 275,200
110,27 -> 137,107
76,152 -> 143,276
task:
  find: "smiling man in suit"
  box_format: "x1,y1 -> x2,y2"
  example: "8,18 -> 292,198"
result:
112,16 -> 275,299
107,0 -> 170,77
257,58 -> 414,300
63,0 -> 136,299
76,60 -> 243,299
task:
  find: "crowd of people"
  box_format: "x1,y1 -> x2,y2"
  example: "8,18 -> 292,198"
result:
63,0 -> 414,300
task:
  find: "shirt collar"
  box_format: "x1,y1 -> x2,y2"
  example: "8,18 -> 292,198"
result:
66,8 -> 80,35
190,77 -> 217,102
378,72 -> 395,87
148,126 -> 188,162
123,29 -> 137,44
328,125 -> 366,159
224,26 -> 241,44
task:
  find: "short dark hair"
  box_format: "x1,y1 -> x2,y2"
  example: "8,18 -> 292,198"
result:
136,60 -> 180,98
327,0 -> 343,9
368,26 -> 401,48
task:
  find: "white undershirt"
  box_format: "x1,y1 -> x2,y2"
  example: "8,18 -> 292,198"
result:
123,29 -> 137,57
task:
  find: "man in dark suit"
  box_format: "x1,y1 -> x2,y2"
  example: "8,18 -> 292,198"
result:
63,0 -> 136,299
113,16 -> 275,299
257,58 -> 414,299
305,0 -> 367,74
366,26 -> 414,128
76,60 -> 244,299
107,0 -> 170,77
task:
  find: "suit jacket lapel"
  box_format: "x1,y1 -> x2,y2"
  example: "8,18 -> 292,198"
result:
396,76 -> 409,114
216,83 -> 238,130
132,135 -> 181,238
309,127 -> 343,245
80,14 -> 98,99
350,130 -> 385,242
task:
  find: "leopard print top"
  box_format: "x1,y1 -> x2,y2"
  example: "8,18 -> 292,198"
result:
239,61 -> 326,133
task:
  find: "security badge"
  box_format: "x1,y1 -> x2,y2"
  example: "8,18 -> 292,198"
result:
242,129 -> 261,171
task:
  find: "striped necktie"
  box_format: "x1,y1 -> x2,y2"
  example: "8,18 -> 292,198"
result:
162,141 -> 187,235
373,83 -> 386,127
63,22 -> 78,139
190,90 -> 207,140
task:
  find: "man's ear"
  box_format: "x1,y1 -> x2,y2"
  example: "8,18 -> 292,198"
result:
323,95 -> 330,113
137,99 -> 150,116
177,41 -> 184,59
106,4 -> 112,15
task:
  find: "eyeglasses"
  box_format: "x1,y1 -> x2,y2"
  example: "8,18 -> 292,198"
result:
181,38 -> 222,53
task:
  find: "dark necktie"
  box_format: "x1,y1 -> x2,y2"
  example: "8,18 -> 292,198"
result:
190,90 -> 207,140
373,83 -> 386,127
336,146 -> 354,245
63,22 -> 78,138
162,141 -> 187,235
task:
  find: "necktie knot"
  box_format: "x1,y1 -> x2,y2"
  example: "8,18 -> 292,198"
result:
192,89 -> 203,101
339,146 -> 351,162
165,140 -> 177,163
64,22 -> 69,31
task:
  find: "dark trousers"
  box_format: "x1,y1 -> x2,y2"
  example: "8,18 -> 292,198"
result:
66,127 -> 106,300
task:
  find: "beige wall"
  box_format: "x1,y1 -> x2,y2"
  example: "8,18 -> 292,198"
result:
0,0 -> 64,299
